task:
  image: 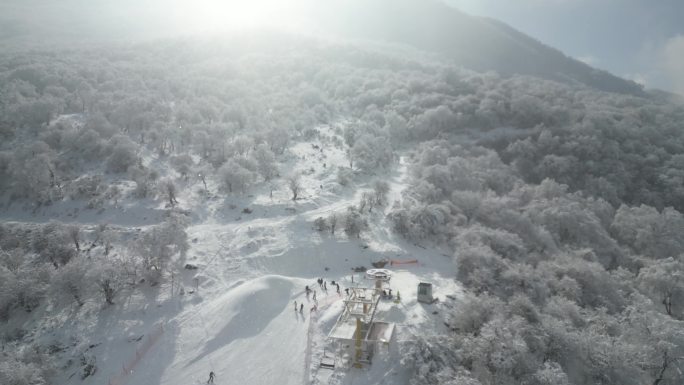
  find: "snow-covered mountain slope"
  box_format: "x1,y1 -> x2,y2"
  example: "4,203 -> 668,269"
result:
21,123 -> 462,385
5,28 -> 683,385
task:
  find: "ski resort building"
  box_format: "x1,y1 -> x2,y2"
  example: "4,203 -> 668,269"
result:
417,282 -> 435,303
326,269 -> 396,368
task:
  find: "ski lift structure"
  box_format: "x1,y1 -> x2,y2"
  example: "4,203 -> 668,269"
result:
325,269 -> 396,369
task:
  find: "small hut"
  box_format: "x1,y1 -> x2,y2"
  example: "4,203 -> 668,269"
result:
417,282 -> 435,303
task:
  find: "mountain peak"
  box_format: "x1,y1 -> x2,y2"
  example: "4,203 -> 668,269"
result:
315,0 -> 645,95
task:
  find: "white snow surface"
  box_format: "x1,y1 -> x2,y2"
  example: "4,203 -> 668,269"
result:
11,123 -> 463,385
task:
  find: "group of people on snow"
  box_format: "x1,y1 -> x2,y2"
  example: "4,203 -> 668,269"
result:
298,278 -> 350,316
294,278 -> 358,313
316,278 -> 341,294
294,299 -> 317,313
294,300 -> 304,313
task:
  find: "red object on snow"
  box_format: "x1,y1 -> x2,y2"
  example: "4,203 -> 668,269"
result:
390,259 -> 418,266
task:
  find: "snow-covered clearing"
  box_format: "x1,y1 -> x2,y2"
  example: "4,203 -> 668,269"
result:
14,124 -> 463,385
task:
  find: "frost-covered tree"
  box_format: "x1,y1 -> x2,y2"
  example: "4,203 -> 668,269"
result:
638,257 -> 684,317
451,190 -> 482,224
32,222 -> 76,268
0,265 -> 16,318
313,217 -> 329,232
343,125 -> 357,148
360,192 -> 375,213
129,166 -> 153,199
455,314 -> 552,384
404,338 -> 467,385
389,203 -> 452,242
170,154 -> 194,179
626,308 -> 684,385
337,167 -> 354,186
133,214 -> 189,282
105,135 -> 139,173
351,134 -> 393,172
88,257 -> 125,305
10,142 -> 55,202
448,292 -> 503,336
455,244 -> 507,294
411,105 -> 458,140
288,173 -> 302,201
67,224 -> 80,252
265,127 -> 289,155
532,362 -> 570,385
193,130 -> 213,159
0,344 -> 55,385
611,205 -> 684,259
231,135 -> 254,156
328,213 -> 338,235
344,206 -> 367,238
159,178 -> 179,207
0,248 -> 51,317
384,110 -> 409,145
373,180 -> 390,206
196,163 -> 212,193
253,143 -> 278,181
50,256 -> 90,306
218,159 -> 253,193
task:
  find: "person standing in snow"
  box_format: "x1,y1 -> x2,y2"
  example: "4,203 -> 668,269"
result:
313,290 -> 317,301
336,283 -> 340,294
300,303 -> 303,312
207,371 -> 215,384
294,300 -> 297,311
323,281 -> 327,291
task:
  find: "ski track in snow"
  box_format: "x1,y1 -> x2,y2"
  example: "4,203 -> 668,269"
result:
35,123 -> 463,385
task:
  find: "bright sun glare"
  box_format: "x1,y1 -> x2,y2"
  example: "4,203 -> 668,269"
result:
172,0 -> 310,32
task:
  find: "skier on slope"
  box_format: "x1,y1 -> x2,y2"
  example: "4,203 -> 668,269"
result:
207,371 -> 215,384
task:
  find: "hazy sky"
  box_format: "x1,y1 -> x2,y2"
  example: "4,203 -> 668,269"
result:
446,0 -> 684,93
3,0 -> 683,94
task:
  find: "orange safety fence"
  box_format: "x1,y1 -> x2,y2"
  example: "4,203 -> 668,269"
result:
390,259 -> 418,266
107,322 -> 165,385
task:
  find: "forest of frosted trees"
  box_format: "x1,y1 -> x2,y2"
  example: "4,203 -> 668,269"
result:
1,34 -> 684,384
